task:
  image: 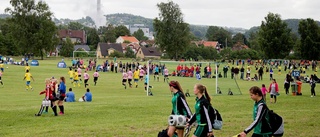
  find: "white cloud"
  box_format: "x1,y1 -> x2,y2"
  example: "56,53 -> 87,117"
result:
1,0 -> 320,29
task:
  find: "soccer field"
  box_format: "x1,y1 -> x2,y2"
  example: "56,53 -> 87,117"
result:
0,58 -> 319,137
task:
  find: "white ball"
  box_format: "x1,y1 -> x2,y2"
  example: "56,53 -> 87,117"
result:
6,67 -> 8,68
78,97 -> 84,102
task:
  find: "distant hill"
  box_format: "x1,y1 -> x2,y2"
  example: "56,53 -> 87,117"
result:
2,13 -> 320,39
105,13 -> 247,39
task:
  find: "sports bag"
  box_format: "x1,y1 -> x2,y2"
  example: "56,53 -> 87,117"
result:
208,105 -> 223,130
259,103 -> 284,136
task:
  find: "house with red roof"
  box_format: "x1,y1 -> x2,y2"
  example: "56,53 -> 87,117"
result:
58,30 -> 86,44
116,35 -> 139,44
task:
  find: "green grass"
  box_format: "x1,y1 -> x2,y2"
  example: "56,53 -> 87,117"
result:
0,58 -> 319,137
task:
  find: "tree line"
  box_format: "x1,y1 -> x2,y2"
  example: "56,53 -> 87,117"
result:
0,0 -> 320,60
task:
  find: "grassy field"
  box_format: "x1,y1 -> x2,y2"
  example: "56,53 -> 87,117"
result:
0,58 -> 319,137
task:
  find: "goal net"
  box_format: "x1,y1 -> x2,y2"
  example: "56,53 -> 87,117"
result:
144,60 -> 242,96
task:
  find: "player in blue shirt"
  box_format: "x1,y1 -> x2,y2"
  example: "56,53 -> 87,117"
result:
154,65 -> 159,81
82,88 -> 92,102
65,88 -> 75,102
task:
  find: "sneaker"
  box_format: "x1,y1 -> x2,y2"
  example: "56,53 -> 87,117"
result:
35,114 -> 41,116
59,112 -> 64,115
42,111 -> 48,114
124,86 -> 126,89
311,96 -> 314,97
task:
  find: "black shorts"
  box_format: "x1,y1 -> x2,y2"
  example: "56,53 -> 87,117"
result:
59,95 -> 66,101
270,94 -> 277,98
128,79 -> 132,82
0,77 -> 1,80
94,77 -> 98,82
155,72 -> 159,75
84,79 -> 88,83
144,82 -> 147,85
78,75 -> 81,77
122,79 -> 127,82
139,76 -> 143,79
164,75 -> 168,77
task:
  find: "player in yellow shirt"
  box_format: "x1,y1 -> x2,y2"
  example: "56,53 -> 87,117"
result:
278,66 -> 282,75
0,63 -> 4,72
133,68 -> 140,88
73,69 -> 80,87
23,70 -> 34,91
68,68 -> 74,84
25,63 -> 30,72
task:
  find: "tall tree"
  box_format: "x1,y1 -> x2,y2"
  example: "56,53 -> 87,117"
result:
68,22 -> 84,30
232,33 -> 248,45
5,0 -> 58,59
124,47 -> 135,58
60,37 -> 74,57
132,29 -> 148,41
153,1 -> 190,59
86,27 -> 100,49
98,24 -> 117,43
205,26 -> 232,48
114,25 -> 130,38
258,12 -> 293,59
298,18 -> 320,60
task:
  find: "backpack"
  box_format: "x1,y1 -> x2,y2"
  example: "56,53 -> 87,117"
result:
260,103 -> 284,136
208,105 -> 223,130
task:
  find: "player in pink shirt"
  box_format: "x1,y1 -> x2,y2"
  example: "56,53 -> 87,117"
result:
77,67 -> 82,82
127,69 -> 133,88
163,67 -> 169,83
93,70 -> 99,86
122,70 -> 128,89
261,84 -> 268,101
139,68 -> 145,81
83,71 -> 90,88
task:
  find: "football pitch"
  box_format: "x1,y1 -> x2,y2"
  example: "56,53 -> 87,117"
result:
0,58 -> 319,137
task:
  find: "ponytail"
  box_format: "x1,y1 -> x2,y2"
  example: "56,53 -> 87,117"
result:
169,81 -> 186,99
203,86 -> 211,104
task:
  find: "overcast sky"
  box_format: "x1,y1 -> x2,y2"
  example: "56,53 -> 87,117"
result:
1,0 -> 319,29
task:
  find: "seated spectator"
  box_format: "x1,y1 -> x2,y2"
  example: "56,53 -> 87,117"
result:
82,88 -> 92,102
171,71 -> 177,76
65,88 -> 75,102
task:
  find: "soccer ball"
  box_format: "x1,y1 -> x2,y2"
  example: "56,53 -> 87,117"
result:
6,67 -> 8,68
78,97 -> 84,102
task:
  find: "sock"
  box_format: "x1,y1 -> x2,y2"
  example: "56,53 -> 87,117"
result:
145,86 -> 147,91
26,85 -> 29,90
78,83 -> 80,87
45,106 -> 48,112
0,81 -> 3,85
94,82 -> 96,86
52,106 -> 57,116
37,105 -> 44,115
59,105 -> 64,113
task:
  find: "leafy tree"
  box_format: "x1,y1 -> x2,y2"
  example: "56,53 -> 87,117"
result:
0,18 -> 17,55
132,29 -> 148,41
258,12 -> 293,59
67,22 -> 84,30
99,24 -> 116,43
247,31 -> 260,51
153,1 -> 190,60
298,18 -> 320,60
5,0 -> 59,59
232,33 -> 248,45
205,26 -> 232,48
86,27 -> 100,49
124,47 -> 135,58
60,37 -> 74,57
114,25 -> 130,38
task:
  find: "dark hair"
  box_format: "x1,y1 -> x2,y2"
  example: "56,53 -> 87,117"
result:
273,79 -> 277,83
86,88 -> 90,92
195,84 -> 211,103
262,84 -> 265,87
69,88 -> 72,91
60,76 -> 66,83
249,86 -> 263,96
169,81 -> 185,99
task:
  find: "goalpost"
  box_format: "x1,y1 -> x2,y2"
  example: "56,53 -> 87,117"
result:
149,60 -> 242,95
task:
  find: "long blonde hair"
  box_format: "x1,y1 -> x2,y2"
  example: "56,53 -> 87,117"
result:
195,83 -> 211,103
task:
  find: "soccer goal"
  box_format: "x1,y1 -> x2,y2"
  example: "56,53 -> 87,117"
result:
154,60 -> 242,95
